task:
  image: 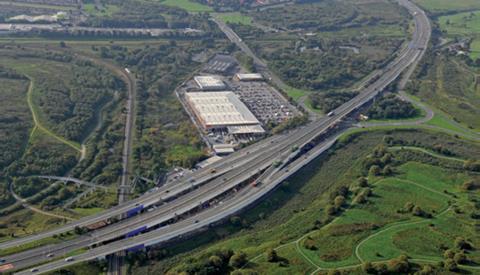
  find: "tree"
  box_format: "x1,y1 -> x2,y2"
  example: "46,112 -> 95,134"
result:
443,259 -> 457,271
416,264 -> 434,275
334,196 -> 345,208
362,262 -> 375,274
325,205 -> 337,216
357,177 -> 368,187
229,251 -> 248,268
266,248 -> 278,263
369,165 -> 381,176
453,252 -> 467,264
443,249 -> 455,259
382,165 -> 393,175
454,237 -> 472,250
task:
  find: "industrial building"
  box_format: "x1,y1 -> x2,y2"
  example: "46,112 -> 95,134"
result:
234,73 -> 264,82
185,92 -> 265,135
194,76 -> 227,91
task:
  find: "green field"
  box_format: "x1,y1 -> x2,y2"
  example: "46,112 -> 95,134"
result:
409,54 -> 480,131
216,12 -> 253,25
83,3 -> 120,16
160,0 -> 213,12
439,10 -> 480,35
414,0 -> 480,14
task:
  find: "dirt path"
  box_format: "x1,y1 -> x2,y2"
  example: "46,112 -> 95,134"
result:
9,182 -> 74,221
25,78 -> 82,153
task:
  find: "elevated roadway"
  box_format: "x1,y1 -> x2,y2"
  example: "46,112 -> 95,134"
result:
6,0 -> 430,273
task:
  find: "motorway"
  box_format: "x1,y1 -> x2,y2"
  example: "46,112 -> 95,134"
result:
4,0 -> 431,273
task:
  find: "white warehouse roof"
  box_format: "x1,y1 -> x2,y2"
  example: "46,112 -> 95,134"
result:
235,73 -> 264,81
185,92 -> 261,128
194,76 -> 226,90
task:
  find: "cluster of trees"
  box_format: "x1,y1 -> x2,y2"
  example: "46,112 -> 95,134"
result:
130,248 -> 250,274
362,144 -> 394,177
270,115 -> 308,134
362,255 -> 412,274
0,66 -> 27,80
0,76 -> 31,174
398,202 -> 432,218
82,0 -> 200,29
367,94 -> 418,119
96,42 -> 214,177
12,178 -> 48,198
309,91 -> 357,112
324,186 -> 350,217
194,0 -> 255,11
441,237 -> 474,271
463,159 -> 480,172
352,177 -> 373,205
33,58 -> 124,142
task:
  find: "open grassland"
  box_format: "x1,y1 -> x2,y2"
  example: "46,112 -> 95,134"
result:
409,55 -> 480,131
414,0 -> 480,14
438,11 -> 480,60
130,129 -> 480,274
439,10 -> 480,35
216,12 -> 253,26
0,208 -> 68,241
160,0 -> 212,12
83,3 -> 120,17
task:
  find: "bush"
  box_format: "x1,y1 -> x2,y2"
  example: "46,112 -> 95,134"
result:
454,237 -> 472,250
229,251 -> 247,268
266,248 -> 278,263
334,196 -> 346,208
453,252 -> 467,264
443,259 -> 458,271
367,94 -> 418,119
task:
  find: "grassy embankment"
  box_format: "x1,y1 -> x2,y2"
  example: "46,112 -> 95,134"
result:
131,129 -> 480,274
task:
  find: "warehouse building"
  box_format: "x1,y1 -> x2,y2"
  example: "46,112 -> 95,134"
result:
234,73 -> 264,82
194,76 -> 227,91
185,92 -> 264,135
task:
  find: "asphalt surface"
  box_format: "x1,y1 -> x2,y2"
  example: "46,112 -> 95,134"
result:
5,1 -> 431,273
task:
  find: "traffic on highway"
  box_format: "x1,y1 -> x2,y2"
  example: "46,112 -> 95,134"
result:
2,0 -> 431,273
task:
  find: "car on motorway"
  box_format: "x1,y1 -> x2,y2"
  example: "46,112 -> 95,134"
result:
327,111 -> 335,117
0,259 -> 4,263
46,253 -> 54,258
30,268 -> 39,272
65,257 -> 74,262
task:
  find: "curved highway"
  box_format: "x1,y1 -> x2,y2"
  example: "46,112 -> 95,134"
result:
5,0 -> 431,273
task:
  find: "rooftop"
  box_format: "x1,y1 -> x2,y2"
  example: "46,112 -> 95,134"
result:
185,92 -> 260,127
194,76 -> 226,90
235,73 -> 264,81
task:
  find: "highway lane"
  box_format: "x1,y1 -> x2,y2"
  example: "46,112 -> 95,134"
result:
3,134 -> 323,270
14,134 -> 342,275
0,131 -> 292,249
8,1 -> 430,272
